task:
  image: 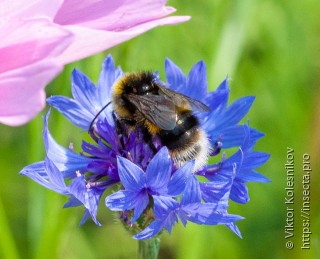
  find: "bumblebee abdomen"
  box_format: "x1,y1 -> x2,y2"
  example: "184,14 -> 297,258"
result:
159,111 -> 198,148
169,129 -> 210,171
159,112 -> 210,170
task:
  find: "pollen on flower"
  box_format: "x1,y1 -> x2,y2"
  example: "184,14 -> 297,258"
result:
233,163 -> 237,172
76,170 -> 81,177
69,143 -> 74,151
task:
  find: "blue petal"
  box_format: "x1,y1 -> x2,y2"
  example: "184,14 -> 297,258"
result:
43,111 -> 91,178
146,147 -> 171,193
248,128 -> 265,145
117,156 -> 146,191
225,223 -> 243,238
97,54 -> 123,105
95,117 -> 119,150
237,170 -> 271,182
180,174 -> 201,205
44,157 -> 68,192
133,220 -> 164,240
68,175 -> 102,226
79,210 -> 91,226
71,68 -> 100,115
242,151 -> 271,170
203,85 -> 229,112
180,203 -> 243,225
221,96 -> 255,126
216,76 -> 230,94
55,55 -> 123,130
201,159 -> 237,204
20,159 -> 68,195
215,191 -> 232,213
131,191 -> 150,224
47,96 -> 93,130
64,196 -> 82,208
185,60 -> 208,100
223,126 -> 270,183
97,55 -> 114,102
200,180 -> 232,204
230,180 -> 249,204
203,158 -> 236,182
153,196 -> 179,219
165,58 -> 186,92
167,160 -> 194,196
236,149 -> 270,184
206,96 -> 255,135
200,78 -> 231,135
106,190 -> 149,224
81,141 -> 112,159
212,126 -> 263,149
105,190 -> 147,214
213,125 -> 244,148
153,196 -> 179,232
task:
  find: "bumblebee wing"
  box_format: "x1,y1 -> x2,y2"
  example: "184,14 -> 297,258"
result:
158,84 -> 210,112
126,94 -> 177,130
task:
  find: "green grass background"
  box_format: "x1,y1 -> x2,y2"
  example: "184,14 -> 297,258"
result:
0,0 -> 319,258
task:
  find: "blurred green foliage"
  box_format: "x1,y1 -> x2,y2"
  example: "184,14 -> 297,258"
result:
0,0 -> 319,258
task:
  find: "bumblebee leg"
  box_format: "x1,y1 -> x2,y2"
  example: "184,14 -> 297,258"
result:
119,118 -> 136,127
112,112 -> 130,150
140,127 -> 158,154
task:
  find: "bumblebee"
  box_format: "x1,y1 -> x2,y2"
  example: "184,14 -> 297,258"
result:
111,71 -> 212,170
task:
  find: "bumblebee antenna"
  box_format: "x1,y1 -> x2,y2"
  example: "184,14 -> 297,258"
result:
89,102 -> 111,131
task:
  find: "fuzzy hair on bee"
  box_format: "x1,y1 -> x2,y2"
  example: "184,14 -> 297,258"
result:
92,71 -> 213,171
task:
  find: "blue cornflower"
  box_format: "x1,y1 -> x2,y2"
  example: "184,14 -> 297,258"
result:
106,147 -> 242,239
20,54 -> 270,239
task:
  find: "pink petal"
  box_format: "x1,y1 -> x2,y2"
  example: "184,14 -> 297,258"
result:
0,61 -> 63,126
0,18 -> 73,73
55,0 -> 181,29
0,0 -> 190,126
54,0 -> 190,64
0,0 -> 62,20
0,16 -> 73,126
56,16 -> 190,64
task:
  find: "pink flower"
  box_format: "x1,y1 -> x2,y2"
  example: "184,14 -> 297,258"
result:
0,0 -> 190,126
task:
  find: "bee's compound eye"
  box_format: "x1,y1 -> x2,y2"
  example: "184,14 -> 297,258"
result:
140,84 -> 150,94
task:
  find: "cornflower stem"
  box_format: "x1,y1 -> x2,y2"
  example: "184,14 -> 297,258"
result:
138,238 -> 160,259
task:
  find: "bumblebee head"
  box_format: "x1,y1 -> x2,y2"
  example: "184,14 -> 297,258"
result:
119,72 -> 160,96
